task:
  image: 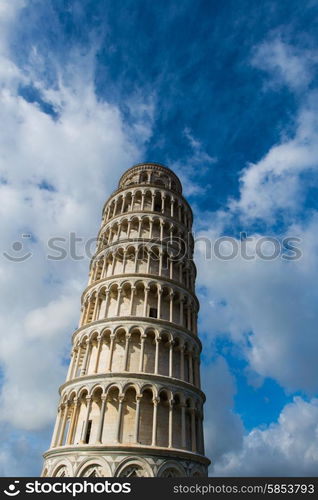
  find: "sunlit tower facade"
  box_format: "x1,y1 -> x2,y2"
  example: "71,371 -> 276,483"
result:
42,163 -> 210,477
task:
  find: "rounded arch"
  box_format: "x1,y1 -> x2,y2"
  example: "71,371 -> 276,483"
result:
140,383 -> 156,397
105,382 -> 122,397
88,330 -> 99,342
113,325 -> 128,337
100,326 -> 113,339
191,467 -> 205,477
90,383 -> 104,397
77,386 -> 89,399
128,324 -> 144,334
51,458 -> 73,477
42,467 -> 48,477
75,457 -> 112,477
114,457 -> 153,477
157,461 -> 186,477
66,389 -> 77,402
122,381 -> 140,395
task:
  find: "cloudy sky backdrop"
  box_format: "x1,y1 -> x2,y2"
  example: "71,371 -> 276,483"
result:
0,0 -> 318,476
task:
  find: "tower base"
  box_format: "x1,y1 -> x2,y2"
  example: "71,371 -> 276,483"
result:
42,445 -> 210,477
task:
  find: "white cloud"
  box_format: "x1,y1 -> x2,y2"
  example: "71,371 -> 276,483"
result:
0,3 -> 154,438
171,128 -> 216,197
0,426 -> 45,477
203,357 -> 244,467
196,37 -> 318,477
213,397 -> 318,476
197,213 -> 318,395
229,93 -> 318,223
251,37 -> 317,91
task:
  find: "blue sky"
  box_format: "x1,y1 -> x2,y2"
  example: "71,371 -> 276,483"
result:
1,0 -> 318,476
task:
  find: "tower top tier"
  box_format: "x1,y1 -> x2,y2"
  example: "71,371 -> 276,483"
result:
118,162 -> 182,194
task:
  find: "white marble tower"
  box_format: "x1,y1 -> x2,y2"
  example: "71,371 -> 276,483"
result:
42,163 -> 210,477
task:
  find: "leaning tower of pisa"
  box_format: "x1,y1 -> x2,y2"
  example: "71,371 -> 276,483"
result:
42,163 -> 210,477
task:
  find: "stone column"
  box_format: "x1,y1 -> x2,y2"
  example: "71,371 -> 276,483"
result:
141,192 -> 145,211
129,286 -> 136,315
149,219 -> 154,239
169,291 -> 174,322
181,403 -> 186,448
171,197 -> 175,217
96,395 -> 107,444
143,286 -> 149,317
113,198 -> 118,216
80,396 -> 92,444
134,394 -> 142,443
123,333 -> 131,371
50,406 -> 62,448
58,403 -> 69,446
189,349 -> 193,384
157,287 -> 162,319
179,262 -> 183,282
197,411 -> 203,454
160,220 -> 164,241
121,196 -> 125,213
83,300 -> 90,325
154,337 -> 160,374
190,408 -> 197,452
92,294 -> 100,321
115,287 -> 122,316
127,220 -> 131,238
199,412 -> 205,455
79,304 -> 85,327
186,267 -> 190,288
66,398 -> 79,445
161,194 -> 166,214
159,250 -> 163,276
168,399 -> 174,448
115,395 -> 124,442
80,339 -> 90,376
122,249 -> 127,273
169,340 -> 174,377
105,206 -> 110,221
101,256 -> 107,279
169,258 -> 173,279
107,334 -> 115,371
151,397 -> 159,446
187,303 -> 192,330
193,355 -> 199,387
130,194 -> 135,211
139,334 -> 146,371
111,255 -> 116,275
73,346 -> 81,379
66,352 -> 74,382
180,343 -> 185,380
93,335 -> 103,374
103,289 -> 110,318
137,219 -> 142,238
146,249 -> 151,273
179,297 -> 184,326
134,250 -> 138,273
